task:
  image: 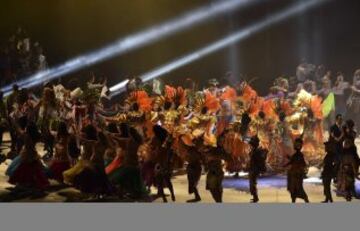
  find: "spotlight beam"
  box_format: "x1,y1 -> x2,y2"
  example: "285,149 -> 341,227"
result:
2,0 -> 263,94
110,0 -> 330,95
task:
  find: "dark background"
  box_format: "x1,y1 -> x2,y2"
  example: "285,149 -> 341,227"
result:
1,0 -> 359,94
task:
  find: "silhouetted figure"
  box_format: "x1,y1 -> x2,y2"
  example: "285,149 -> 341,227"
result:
285,138 -> 309,203
329,114 -> 344,182
337,139 -> 359,201
202,133 -> 230,203
205,151 -> 224,203
321,141 -> 337,203
343,119 -> 357,146
247,136 -> 267,203
179,137 -> 203,203
329,114 -> 344,158
152,125 -> 175,203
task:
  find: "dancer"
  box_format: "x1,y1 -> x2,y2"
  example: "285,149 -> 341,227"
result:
247,136 -> 267,203
179,136 -> 203,202
8,122 -> 49,191
204,132 -> 231,203
321,141 -> 337,203
285,138 -> 309,203
337,139 -> 359,201
108,123 -> 146,199
47,121 -> 71,183
152,125 -> 176,202
343,119 -> 357,146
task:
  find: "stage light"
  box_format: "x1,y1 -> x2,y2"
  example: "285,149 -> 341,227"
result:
2,0 -> 262,95
110,0 -> 330,96
109,79 -> 129,92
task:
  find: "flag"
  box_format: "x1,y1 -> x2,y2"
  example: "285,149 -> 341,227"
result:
322,92 -> 335,118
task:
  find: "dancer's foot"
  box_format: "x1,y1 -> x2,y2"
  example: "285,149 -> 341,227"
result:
186,197 -> 201,203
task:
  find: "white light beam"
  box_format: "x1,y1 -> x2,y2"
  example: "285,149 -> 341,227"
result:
2,0 -> 262,94
110,0 -> 329,95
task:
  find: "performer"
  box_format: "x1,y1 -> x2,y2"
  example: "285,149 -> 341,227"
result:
247,136 -> 267,203
343,119 -> 357,146
108,124 -> 146,199
152,125 -> 176,202
38,87 -> 58,160
285,138 -> 309,203
224,120 -> 250,177
8,123 -> 49,191
178,136 -> 203,202
63,124 -> 97,189
206,78 -> 220,96
47,121 -> 71,183
203,132 -> 231,203
321,141 -> 337,203
329,114 -> 344,165
204,144 -> 224,203
277,112 -> 293,162
337,139 -> 359,201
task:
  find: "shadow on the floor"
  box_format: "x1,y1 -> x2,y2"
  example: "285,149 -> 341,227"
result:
57,189 -> 153,202
0,187 -> 48,202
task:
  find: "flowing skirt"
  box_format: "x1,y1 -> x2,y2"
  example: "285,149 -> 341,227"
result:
48,160 -> 71,183
9,160 -> 49,189
73,163 -> 112,194
287,172 -> 307,199
63,159 -> 89,185
109,166 -> 147,197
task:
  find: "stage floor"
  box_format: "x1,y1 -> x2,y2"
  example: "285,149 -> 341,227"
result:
0,133 -> 359,203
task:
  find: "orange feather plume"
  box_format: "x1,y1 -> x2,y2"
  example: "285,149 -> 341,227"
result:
130,90 -> 152,112
164,85 -> 177,102
262,99 -> 278,121
249,96 -> 264,116
280,100 -> 293,116
204,90 -> 220,113
241,84 -> 258,103
221,86 -> 237,102
176,86 -> 187,105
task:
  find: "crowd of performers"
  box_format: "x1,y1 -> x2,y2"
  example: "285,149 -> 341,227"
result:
0,68 -> 360,203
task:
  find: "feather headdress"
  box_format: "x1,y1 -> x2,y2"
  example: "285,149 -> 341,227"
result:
128,90 -> 152,112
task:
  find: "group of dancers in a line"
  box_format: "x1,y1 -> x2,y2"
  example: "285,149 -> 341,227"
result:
0,69 -> 359,202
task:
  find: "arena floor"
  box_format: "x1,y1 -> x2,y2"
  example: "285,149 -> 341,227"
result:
0,133 -> 359,203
